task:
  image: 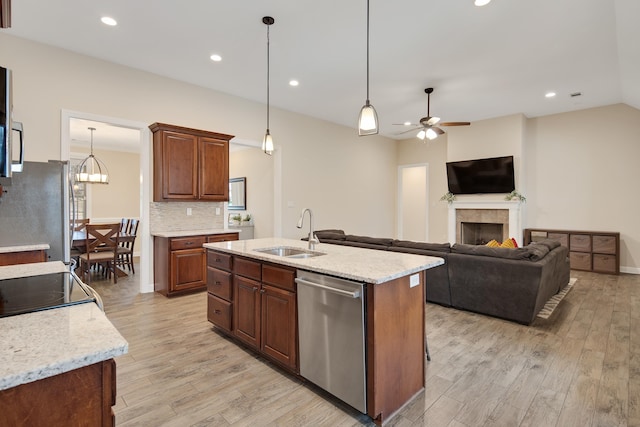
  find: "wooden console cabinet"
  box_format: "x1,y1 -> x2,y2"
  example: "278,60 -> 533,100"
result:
207,250 -> 298,372
150,122 -> 233,202
154,233 -> 238,297
524,228 -> 620,274
0,359 -> 116,427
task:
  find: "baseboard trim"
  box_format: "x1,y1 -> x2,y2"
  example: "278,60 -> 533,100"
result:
620,266 -> 640,275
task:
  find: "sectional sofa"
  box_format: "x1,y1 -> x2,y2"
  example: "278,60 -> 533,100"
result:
311,230 -> 570,325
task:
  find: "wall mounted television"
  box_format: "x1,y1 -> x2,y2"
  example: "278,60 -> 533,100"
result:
446,155 -> 515,195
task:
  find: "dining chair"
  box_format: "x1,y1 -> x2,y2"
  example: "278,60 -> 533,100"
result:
117,219 -> 139,274
70,218 -> 91,269
78,223 -> 120,284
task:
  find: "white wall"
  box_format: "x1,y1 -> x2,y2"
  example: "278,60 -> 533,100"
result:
1,33 -> 398,241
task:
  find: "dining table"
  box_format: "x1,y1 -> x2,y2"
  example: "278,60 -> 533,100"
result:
71,230 -> 136,277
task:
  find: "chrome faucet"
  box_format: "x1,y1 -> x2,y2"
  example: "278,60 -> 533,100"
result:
297,208 -> 319,250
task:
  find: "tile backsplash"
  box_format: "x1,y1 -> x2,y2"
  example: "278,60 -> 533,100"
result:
150,202 -> 224,233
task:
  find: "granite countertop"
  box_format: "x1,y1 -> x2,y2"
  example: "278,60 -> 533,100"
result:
0,244 -> 50,254
203,237 -> 444,285
0,262 -> 129,391
151,228 -> 241,238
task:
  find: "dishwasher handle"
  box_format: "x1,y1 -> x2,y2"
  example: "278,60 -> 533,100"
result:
295,278 -> 361,299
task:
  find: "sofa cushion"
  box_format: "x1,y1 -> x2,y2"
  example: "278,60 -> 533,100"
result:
451,243 -> 532,260
534,238 -> 561,251
345,235 -> 393,247
315,230 -> 347,241
391,240 -> 451,253
527,243 -> 550,261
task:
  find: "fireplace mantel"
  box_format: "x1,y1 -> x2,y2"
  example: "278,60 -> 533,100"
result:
448,200 -> 523,245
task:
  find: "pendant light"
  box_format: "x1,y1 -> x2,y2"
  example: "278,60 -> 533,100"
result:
358,0 -> 379,136
262,16 -> 275,155
75,127 -> 109,184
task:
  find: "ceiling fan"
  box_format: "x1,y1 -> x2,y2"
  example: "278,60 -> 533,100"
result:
395,88 -> 470,140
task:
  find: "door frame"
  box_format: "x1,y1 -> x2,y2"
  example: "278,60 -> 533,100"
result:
397,163 -> 429,242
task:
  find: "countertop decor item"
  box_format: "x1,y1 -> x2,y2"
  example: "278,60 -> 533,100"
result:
504,190 -> 526,202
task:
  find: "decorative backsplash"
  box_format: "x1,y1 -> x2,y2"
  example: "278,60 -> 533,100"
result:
150,202 -> 224,233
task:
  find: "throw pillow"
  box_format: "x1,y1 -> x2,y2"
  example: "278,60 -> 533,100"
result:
500,238 -> 515,248
511,237 -> 518,248
486,239 -> 500,248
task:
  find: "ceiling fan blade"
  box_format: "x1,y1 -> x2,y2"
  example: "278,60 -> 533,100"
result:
440,122 -> 471,127
392,123 -> 419,127
433,126 -> 445,135
395,127 -> 422,135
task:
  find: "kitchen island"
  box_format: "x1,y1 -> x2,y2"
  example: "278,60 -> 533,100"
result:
0,261 -> 128,426
204,237 -> 443,425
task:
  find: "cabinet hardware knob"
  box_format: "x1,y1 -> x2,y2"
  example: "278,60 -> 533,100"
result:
260,289 -> 266,294
215,281 -> 221,285
214,309 -> 221,314
253,287 -> 258,291
215,258 -> 221,262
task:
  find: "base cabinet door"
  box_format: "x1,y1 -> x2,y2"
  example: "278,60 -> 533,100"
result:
171,249 -> 206,293
261,284 -> 297,370
233,275 -> 261,349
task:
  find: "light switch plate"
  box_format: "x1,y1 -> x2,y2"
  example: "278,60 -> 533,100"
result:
410,274 -> 420,288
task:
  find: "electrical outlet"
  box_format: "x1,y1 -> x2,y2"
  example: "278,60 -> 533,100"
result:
215,207 -> 221,215
186,208 -> 192,216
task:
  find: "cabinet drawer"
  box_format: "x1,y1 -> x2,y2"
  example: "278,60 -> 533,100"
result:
207,267 -> 232,300
547,233 -> 568,247
170,236 -> 205,250
570,252 -> 591,270
207,233 -> 239,243
593,254 -> 617,274
262,264 -> 296,292
570,234 -> 591,252
207,294 -> 232,332
592,235 -> 617,254
207,250 -> 232,271
234,257 -> 262,281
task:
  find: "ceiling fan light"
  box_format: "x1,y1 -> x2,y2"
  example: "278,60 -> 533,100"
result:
358,102 -> 379,135
417,130 -> 426,140
426,128 -> 439,140
262,130 -> 274,155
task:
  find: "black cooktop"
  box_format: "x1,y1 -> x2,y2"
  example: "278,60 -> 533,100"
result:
0,271 -> 96,318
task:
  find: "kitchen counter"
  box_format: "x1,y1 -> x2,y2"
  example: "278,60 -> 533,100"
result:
204,237 -> 444,284
0,243 -> 49,254
151,228 -> 240,238
0,262 -> 128,391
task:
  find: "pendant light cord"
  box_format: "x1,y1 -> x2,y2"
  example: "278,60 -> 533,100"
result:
366,0 -> 370,103
266,23 -> 270,131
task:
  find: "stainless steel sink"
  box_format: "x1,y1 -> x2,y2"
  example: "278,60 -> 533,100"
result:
254,246 -> 325,259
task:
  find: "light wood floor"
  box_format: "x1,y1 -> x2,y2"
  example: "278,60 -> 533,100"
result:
89,266 -> 640,426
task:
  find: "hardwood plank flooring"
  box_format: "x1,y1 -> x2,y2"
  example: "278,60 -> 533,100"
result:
89,267 -> 640,426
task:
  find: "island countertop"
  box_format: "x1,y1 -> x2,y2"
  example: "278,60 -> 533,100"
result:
204,237 -> 444,284
0,262 -> 129,391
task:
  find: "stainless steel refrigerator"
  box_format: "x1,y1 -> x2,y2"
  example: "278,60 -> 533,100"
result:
0,160 -> 70,263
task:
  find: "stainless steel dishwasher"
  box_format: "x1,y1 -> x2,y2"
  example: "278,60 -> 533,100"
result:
295,270 -> 367,413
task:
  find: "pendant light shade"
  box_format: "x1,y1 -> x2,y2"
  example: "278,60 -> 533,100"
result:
358,0 -> 378,136
262,16 -> 275,155
75,127 -> 109,184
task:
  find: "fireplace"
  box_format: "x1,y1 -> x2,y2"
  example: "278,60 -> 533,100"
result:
447,200 -> 523,245
461,222 -> 504,245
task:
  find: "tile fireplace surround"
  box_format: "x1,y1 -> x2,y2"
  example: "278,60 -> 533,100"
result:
448,200 -> 523,246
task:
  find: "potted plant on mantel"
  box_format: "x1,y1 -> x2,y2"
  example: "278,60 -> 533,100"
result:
231,214 -> 242,225
242,214 -> 253,225
505,190 -> 526,202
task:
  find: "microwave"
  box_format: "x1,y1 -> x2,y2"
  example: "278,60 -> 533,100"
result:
1,65 -> 24,181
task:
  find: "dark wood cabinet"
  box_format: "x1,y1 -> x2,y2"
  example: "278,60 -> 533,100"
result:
154,232 -> 238,297
0,359 -> 116,427
207,250 -> 298,372
150,122 -> 233,202
524,228 -> 620,274
0,249 -> 47,266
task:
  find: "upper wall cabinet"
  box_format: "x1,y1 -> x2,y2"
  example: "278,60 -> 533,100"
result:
150,123 -> 234,202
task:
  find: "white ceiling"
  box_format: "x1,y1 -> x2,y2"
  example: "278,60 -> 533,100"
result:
6,0 -> 640,140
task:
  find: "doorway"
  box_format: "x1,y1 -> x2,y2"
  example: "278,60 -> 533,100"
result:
397,164 -> 429,242
61,110 -> 153,293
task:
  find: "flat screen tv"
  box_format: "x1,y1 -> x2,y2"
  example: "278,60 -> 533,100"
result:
446,155 -> 515,195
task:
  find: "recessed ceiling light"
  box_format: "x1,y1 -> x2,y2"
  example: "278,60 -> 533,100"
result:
474,0 -> 491,6
210,54 -> 222,62
101,16 -> 117,26
545,92 -> 556,98
289,80 -> 299,87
